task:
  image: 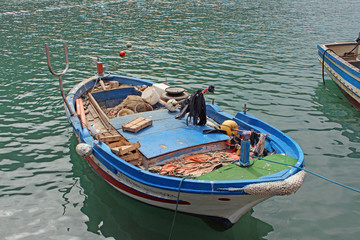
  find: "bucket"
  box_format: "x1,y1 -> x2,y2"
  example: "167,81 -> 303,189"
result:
153,83 -> 169,96
141,86 -> 160,105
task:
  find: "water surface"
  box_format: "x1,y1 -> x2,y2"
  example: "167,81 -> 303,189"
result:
1,1 -> 360,239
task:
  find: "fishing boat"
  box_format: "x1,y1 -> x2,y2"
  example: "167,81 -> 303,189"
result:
46,43 -> 305,228
317,34 -> 360,109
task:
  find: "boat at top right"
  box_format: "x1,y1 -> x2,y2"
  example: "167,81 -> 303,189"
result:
317,33 -> 360,109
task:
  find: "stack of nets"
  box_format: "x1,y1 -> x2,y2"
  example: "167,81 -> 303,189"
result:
105,95 -> 153,119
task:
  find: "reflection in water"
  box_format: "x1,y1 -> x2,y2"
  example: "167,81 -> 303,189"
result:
314,81 -> 360,144
1,0 -> 360,238
68,135 -> 273,239
59,178 -> 86,216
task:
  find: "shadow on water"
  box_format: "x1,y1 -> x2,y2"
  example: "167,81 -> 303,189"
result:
68,135 -> 273,240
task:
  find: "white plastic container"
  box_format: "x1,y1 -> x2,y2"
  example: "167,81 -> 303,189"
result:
89,124 -> 100,136
141,86 -> 160,105
153,83 -> 169,97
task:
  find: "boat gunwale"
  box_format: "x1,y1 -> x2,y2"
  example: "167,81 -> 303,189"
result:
317,43 -> 360,103
317,42 -> 360,75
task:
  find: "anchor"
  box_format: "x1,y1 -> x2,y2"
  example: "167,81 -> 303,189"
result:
45,42 -> 74,116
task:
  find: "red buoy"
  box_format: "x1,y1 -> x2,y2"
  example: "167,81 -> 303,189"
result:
119,51 -> 126,57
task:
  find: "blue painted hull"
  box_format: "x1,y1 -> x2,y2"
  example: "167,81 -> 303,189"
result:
317,42 -> 360,109
65,74 -> 305,225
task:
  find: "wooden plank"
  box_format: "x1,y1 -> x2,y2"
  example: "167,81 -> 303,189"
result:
99,135 -> 124,143
86,104 -> 105,133
108,140 -> 127,148
88,93 -> 111,130
99,79 -> 106,90
118,145 -> 134,155
128,159 -> 142,166
120,150 -> 140,161
117,145 -> 137,155
110,141 -> 140,154
122,117 -> 152,133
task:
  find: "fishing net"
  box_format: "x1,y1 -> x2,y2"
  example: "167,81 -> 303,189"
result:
244,170 -> 306,196
149,152 -> 239,178
106,95 -> 153,119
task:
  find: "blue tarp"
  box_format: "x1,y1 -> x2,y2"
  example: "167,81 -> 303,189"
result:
109,109 -> 229,159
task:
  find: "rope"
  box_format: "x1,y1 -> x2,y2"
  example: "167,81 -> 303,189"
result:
89,76 -> 101,94
322,49 -> 339,92
168,177 -> 187,240
343,42 -> 360,57
250,155 -> 360,194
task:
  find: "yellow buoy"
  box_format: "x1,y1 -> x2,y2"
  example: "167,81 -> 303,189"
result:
220,120 -> 238,136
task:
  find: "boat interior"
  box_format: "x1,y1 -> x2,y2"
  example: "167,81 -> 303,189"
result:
78,80 -> 230,165
325,43 -> 360,69
76,79 -> 295,180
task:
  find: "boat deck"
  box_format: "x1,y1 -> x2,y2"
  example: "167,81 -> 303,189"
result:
109,109 -> 229,159
195,154 -> 297,180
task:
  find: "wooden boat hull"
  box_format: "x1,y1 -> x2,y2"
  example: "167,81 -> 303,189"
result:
317,42 -> 360,109
66,74 -> 305,226
85,153 -> 270,226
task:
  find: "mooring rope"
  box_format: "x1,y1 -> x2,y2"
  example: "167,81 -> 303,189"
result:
250,155 -> 360,194
168,177 -> 188,240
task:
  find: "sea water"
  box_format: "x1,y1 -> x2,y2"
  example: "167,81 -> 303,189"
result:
1,1 -> 360,239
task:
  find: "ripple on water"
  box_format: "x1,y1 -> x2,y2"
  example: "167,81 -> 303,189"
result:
1,0 -> 360,239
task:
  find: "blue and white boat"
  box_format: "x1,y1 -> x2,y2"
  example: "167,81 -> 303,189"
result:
46,44 -> 305,228
317,35 -> 360,109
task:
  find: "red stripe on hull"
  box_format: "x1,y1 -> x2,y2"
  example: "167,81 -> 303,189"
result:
84,156 -> 190,205
339,88 -> 360,109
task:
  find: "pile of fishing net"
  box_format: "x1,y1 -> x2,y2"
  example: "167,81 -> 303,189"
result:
105,95 -> 153,119
149,152 -> 240,178
244,170 -> 306,195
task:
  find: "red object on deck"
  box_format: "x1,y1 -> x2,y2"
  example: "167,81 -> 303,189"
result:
119,51 -> 126,57
97,62 -> 103,76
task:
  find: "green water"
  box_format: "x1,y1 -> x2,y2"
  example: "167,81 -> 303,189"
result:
1,1 -> 360,239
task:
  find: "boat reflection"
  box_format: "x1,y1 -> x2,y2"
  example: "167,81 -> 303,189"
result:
69,135 -> 273,240
314,81 -> 360,142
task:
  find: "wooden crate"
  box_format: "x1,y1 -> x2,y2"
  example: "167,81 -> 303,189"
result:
111,141 -> 140,155
120,150 -> 141,161
99,135 -> 125,144
122,117 -> 152,133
